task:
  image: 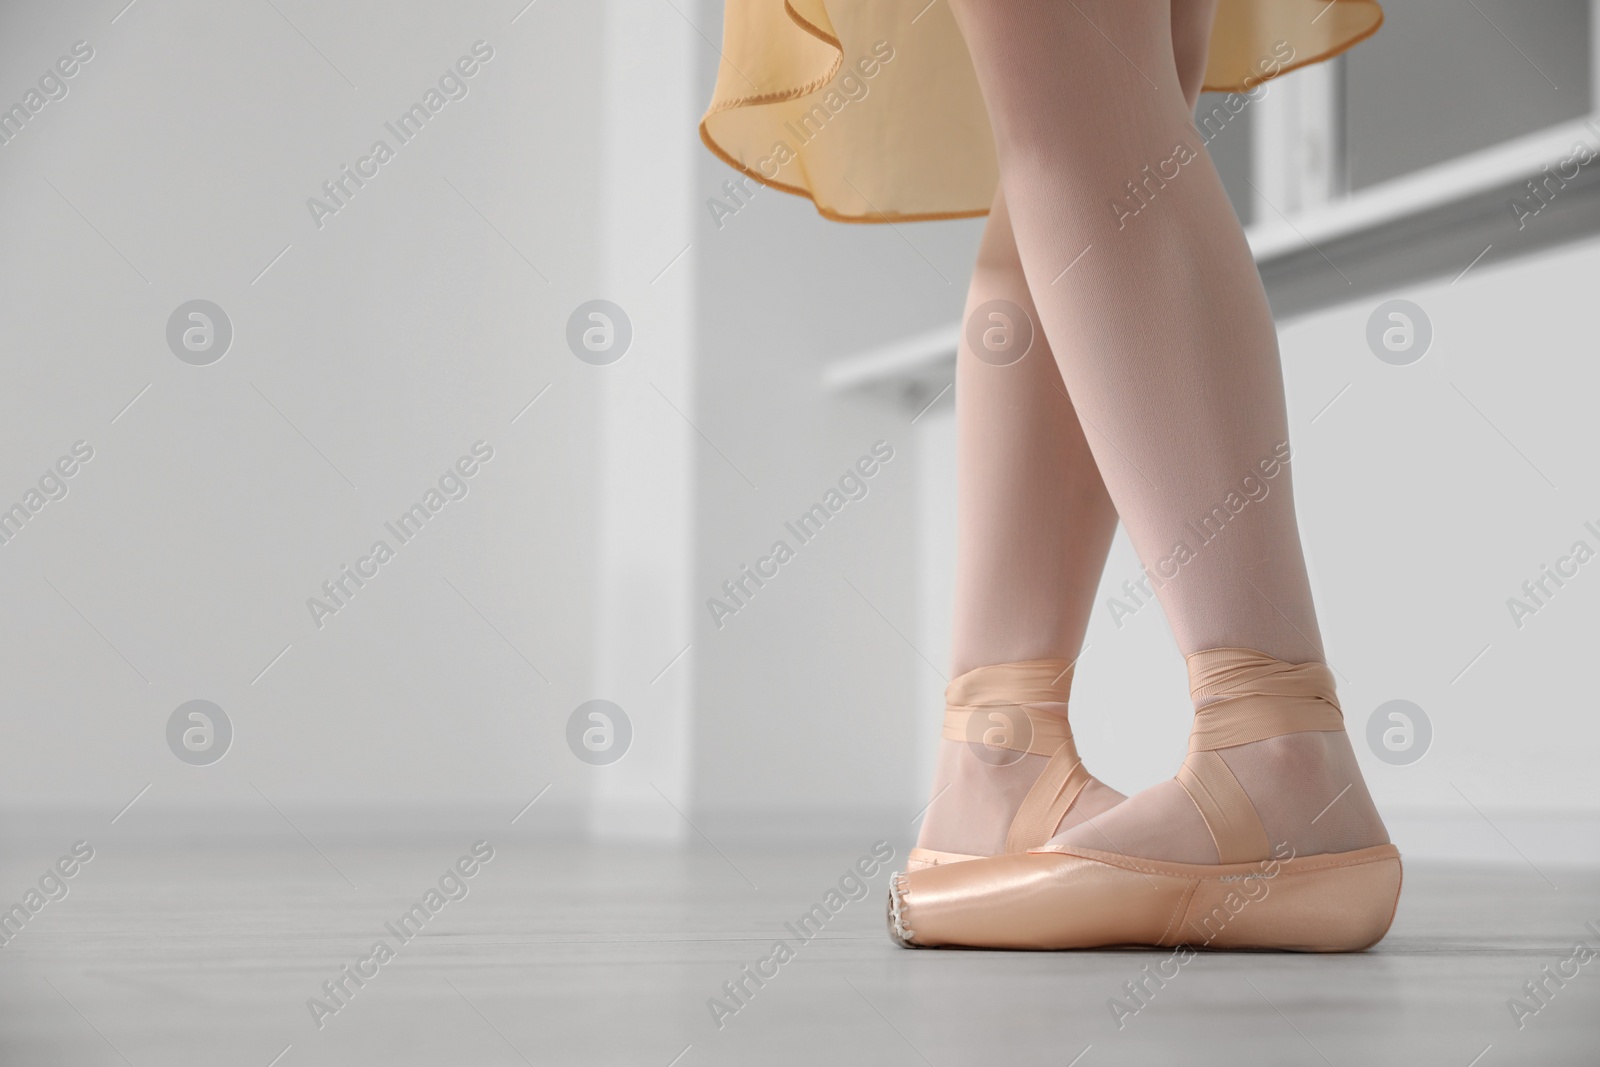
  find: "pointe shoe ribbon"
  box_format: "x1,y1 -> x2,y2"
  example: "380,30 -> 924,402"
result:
1187,648 -> 1344,751
1179,648 -> 1345,864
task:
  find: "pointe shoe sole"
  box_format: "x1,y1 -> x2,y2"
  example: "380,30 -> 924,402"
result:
888,843 -> 1401,953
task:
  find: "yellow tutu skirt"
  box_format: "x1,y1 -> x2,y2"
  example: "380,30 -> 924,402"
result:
700,1 -> 1383,223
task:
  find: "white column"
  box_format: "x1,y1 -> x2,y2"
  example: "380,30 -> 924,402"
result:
588,0 -> 698,841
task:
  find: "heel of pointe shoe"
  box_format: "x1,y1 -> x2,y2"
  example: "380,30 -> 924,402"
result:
1190,846 -> 1403,952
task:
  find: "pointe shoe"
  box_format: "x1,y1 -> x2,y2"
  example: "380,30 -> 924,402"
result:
909,659 -> 1112,872
890,648 -> 1402,952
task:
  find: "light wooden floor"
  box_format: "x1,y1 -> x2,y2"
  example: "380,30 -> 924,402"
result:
2,833 -> 1596,1066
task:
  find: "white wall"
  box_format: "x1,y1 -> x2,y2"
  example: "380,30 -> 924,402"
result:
0,0 -> 615,824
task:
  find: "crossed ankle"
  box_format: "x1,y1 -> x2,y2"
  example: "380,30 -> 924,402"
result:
915,737 -> 1125,859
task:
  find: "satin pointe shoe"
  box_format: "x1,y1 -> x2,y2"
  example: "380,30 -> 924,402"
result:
909,659 -> 1115,872
890,648 -> 1402,952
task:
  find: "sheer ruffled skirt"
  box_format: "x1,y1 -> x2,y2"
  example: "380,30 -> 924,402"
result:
700,0 -> 1382,222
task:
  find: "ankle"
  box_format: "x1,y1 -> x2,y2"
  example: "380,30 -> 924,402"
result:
1217,731 -> 1389,856
917,743 -> 1052,857
915,663 -> 1126,860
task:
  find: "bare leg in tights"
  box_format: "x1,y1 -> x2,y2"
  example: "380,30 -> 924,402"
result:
914,0 -> 1226,859
936,0 -> 1387,862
